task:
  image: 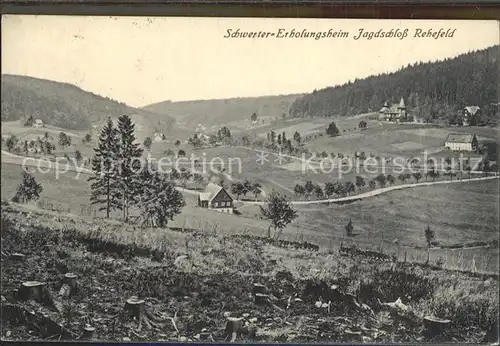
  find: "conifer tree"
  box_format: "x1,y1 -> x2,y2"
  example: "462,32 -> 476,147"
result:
345,218 -> 354,237
139,170 -> 185,227
12,169 -> 43,203
117,114 -> 144,222
88,117 -> 121,218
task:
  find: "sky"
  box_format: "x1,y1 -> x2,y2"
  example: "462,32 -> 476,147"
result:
2,16 -> 498,107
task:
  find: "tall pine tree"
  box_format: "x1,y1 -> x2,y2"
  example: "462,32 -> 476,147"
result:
88,118 -> 121,218
117,114 -> 144,222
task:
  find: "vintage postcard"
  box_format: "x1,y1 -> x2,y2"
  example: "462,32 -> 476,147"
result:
1,15 -> 499,343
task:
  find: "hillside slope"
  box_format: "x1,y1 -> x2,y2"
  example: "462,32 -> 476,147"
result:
1,201 -> 498,343
1,74 -> 175,132
143,94 -> 302,130
290,45 -> 499,124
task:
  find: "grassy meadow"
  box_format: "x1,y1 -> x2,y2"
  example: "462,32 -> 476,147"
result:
2,156 -> 498,274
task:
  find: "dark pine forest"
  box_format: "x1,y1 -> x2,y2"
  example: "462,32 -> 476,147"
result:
289,45 -> 499,125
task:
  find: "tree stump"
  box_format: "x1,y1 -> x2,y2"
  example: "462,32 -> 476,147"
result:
18,281 -> 46,302
252,283 -> 267,295
482,318 -> 499,343
423,315 -> 451,338
124,296 -> 162,331
82,326 -> 96,340
198,332 -> 212,341
124,296 -> 145,319
253,283 -> 269,306
344,329 -> 362,342
10,253 -> 26,262
224,317 -> 243,342
59,273 -> 78,298
254,293 -> 269,306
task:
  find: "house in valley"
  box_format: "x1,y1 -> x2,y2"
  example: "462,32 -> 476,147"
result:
33,119 -> 44,128
153,132 -> 166,142
462,106 -> 481,126
444,133 -> 478,152
379,98 -> 408,122
198,182 -> 234,214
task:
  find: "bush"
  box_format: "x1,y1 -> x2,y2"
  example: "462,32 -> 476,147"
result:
357,265 -> 437,305
426,281 -> 499,330
435,257 -> 445,268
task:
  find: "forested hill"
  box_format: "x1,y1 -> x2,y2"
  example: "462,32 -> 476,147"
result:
1,74 -> 174,131
289,45 -> 499,124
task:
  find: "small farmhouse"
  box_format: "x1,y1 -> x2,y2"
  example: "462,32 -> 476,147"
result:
33,119 -> 44,128
379,98 -> 407,122
463,106 -> 481,126
444,133 -> 478,152
198,183 -> 234,214
153,132 -> 166,142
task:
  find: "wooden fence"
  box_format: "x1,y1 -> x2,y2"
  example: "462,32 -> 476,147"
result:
296,232 -> 499,276
34,198 -> 498,276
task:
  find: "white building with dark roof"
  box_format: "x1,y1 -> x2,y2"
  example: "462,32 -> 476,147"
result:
444,133 -> 478,152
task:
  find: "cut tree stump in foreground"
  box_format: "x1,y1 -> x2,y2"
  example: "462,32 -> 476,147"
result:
81,326 -> 96,340
10,253 -> 26,261
18,281 -> 44,300
254,293 -> 269,306
252,283 -> 267,295
17,281 -> 51,303
59,273 -> 78,298
224,317 -> 243,342
17,281 -> 60,312
124,296 -> 145,319
423,316 -> 451,338
482,318 -> 499,343
123,296 -> 163,332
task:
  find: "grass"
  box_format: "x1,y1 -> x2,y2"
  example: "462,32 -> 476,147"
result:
293,179 -> 499,245
0,162 -> 273,236
304,122 -> 498,159
1,201 -> 498,342
2,160 -> 498,248
1,162 -> 92,212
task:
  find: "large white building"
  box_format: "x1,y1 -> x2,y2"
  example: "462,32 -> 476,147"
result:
444,133 -> 478,152
379,97 -> 407,123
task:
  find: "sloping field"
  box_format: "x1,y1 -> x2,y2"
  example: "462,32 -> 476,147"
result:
143,94 -> 301,133
305,124 -> 499,159
2,202 -> 498,342
257,122 -> 326,139
293,179 -> 499,248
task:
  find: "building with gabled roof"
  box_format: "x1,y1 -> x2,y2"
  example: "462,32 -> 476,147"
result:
463,106 -> 481,126
379,97 -> 408,122
153,132 -> 166,142
444,133 -> 478,152
33,119 -> 44,128
198,182 -> 234,213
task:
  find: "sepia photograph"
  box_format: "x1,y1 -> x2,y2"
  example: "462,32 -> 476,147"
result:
1,15 -> 499,343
